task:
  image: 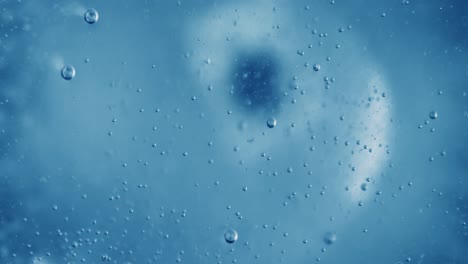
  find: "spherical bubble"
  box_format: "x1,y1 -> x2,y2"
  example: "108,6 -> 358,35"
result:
323,232 -> 337,245
313,64 -> 321,71
61,65 -> 76,80
429,111 -> 438,119
84,9 -> 99,24
267,118 -> 277,128
360,183 -> 368,191
224,229 -> 238,244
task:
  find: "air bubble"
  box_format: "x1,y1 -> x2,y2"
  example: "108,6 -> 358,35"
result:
429,111 -> 438,119
224,229 -> 238,244
84,9 -> 99,24
61,65 -> 76,80
323,232 -> 337,245
360,183 -> 368,191
313,64 -> 321,71
267,118 -> 277,128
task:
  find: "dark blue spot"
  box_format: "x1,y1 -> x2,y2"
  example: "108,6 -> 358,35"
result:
230,50 -> 282,114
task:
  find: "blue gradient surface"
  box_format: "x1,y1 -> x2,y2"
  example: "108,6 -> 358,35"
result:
0,0 -> 467,263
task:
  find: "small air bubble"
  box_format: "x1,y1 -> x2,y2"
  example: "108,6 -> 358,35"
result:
224,229 -> 238,244
61,65 -> 76,80
323,232 -> 336,245
267,118 -> 277,128
84,9 -> 99,24
429,111 -> 438,119
360,183 -> 368,191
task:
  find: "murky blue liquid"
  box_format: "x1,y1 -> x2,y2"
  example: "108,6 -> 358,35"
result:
1,1 -> 468,263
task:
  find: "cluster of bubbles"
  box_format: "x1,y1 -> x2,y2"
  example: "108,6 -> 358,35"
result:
61,9 -> 99,81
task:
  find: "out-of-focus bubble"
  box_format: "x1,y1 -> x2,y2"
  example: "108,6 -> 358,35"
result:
323,232 -> 337,245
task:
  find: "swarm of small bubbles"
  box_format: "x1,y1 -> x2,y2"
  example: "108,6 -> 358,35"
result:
61,65 -> 76,80
84,8 -> 99,24
224,229 -> 238,244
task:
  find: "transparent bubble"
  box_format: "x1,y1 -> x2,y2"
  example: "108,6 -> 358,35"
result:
323,232 -> 337,245
84,8 -> 99,24
313,64 -> 321,71
267,118 -> 277,128
224,229 -> 238,244
429,111 -> 438,119
61,65 -> 76,80
360,183 -> 368,191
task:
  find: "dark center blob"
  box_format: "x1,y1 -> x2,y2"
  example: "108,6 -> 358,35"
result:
230,50 -> 282,115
